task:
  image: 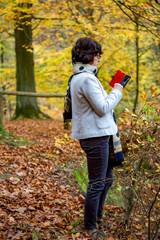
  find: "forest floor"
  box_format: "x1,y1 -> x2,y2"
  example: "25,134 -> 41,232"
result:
0,119 -> 148,240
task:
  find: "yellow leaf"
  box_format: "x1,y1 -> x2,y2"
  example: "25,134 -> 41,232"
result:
26,48 -> 33,53
131,113 -> 137,117
141,94 -> 146,99
137,138 -> 142,144
75,232 -> 81,238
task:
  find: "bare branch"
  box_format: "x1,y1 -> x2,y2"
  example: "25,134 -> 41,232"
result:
148,187 -> 160,240
32,16 -> 64,21
121,2 -> 160,26
112,0 -> 160,39
32,19 -> 43,31
155,0 -> 160,5
112,0 -> 138,24
66,0 -> 92,36
66,0 -> 81,25
147,1 -> 160,13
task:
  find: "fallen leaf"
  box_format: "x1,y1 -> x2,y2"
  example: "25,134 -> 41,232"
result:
67,225 -> 73,230
16,207 -> 26,213
54,216 -> 63,224
16,171 -> 27,177
9,216 -> 15,222
135,232 -> 143,236
75,232 -> 81,238
72,233 -> 75,240
79,194 -> 85,203
56,221 -> 65,227
44,221 -> 51,227
12,231 -> 25,239
28,206 -> 36,211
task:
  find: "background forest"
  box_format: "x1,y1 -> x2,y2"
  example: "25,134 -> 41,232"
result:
0,0 -> 159,118
0,0 -> 160,240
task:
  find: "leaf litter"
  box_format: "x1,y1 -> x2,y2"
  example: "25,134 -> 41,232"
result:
0,119 -> 148,239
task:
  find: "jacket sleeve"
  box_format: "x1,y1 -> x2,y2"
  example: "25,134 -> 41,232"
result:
81,76 -> 123,117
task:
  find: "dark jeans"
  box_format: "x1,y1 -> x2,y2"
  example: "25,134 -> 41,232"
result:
80,136 -> 113,229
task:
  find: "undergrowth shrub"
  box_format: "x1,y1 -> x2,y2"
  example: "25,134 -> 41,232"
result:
118,88 -> 160,240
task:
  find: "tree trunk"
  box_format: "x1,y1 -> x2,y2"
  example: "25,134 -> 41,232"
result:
14,3 -> 40,118
1,41 -> 4,67
0,88 -> 4,128
133,21 -> 139,113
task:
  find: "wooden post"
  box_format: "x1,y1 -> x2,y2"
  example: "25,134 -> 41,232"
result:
0,87 -> 4,128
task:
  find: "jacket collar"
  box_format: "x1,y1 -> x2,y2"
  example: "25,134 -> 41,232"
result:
72,62 -> 97,75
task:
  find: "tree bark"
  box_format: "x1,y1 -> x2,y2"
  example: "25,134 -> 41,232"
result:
133,21 -> 139,113
0,88 -> 4,128
14,3 -> 40,118
1,41 -> 4,67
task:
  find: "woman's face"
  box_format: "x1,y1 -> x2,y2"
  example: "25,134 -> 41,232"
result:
89,54 -> 101,67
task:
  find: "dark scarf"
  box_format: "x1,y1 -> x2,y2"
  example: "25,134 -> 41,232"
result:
63,74 -> 75,127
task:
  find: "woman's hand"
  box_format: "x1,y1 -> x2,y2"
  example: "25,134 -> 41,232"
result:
113,83 -> 123,92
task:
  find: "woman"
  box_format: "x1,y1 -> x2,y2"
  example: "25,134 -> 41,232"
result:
70,37 -> 123,238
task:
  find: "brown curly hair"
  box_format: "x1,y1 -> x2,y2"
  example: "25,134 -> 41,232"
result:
72,37 -> 102,64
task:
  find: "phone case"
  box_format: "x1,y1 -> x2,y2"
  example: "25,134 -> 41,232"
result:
109,70 -> 131,88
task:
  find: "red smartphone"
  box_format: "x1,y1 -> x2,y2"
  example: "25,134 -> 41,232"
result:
109,70 -> 131,88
